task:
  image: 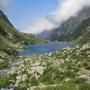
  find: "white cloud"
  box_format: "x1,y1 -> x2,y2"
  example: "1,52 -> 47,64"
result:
0,0 -> 12,9
54,0 -> 90,23
17,0 -> 90,34
23,17 -> 57,34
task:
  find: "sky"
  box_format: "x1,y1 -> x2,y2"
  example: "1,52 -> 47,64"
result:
2,0 -> 59,33
0,0 -> 90,34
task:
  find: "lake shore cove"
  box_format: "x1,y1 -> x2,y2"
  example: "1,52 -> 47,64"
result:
0,43 -> 90,90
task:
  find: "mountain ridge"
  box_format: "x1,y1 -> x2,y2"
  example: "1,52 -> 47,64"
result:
39,7 -> 90,45
0,10 -> 38,55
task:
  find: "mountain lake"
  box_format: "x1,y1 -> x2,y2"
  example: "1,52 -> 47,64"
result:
18,42 -> 73,56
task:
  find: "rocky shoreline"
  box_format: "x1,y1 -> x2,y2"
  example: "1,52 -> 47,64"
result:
0,43 -> 90,90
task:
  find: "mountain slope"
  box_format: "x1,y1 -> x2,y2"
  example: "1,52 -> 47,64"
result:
0,10 -> 13,27
65,17 -> 90,44
42,7 -> 90,44
0,10 -> 37,55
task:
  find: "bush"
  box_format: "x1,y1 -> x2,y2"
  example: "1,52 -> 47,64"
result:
82,62 -> 88,67
75,78 -> 86,84
79,83 -> 90,90
85,65 -> 90,70
30,77 -> 39,86
64,70 -> 76,78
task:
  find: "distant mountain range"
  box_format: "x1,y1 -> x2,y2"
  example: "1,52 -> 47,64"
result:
39,7 -> 90,45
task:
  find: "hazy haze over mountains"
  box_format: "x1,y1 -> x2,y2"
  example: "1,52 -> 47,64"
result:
0,0 -> 90,35
25,0 -> 90,34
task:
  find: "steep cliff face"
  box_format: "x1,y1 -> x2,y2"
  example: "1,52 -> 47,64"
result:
0,10 -> 13,27
40,7 -> 90,44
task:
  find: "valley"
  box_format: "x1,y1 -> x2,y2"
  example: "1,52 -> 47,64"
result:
0,6 -> 90,90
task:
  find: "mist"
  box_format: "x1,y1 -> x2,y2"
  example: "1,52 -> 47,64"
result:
0,0 -> 90,34
25,0 -> 90,34
0,0 -> 12,10
54,0 -> 90,23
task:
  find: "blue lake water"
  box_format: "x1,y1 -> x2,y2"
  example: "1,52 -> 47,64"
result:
19,42 -> 73,56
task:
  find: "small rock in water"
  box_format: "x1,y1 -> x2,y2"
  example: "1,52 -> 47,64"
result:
48,52 -> 52,56
39,56 -> 42,59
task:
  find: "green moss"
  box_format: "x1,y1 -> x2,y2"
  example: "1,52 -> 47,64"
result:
79,83 -> 90,90
0,75 -> 14,87
34,80 -> 77,90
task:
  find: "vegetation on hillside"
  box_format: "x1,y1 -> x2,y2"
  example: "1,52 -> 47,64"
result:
0,10 -> 42,69
47,7 -> 90,45
0,7 -> 90,90
0,43 -> 90,90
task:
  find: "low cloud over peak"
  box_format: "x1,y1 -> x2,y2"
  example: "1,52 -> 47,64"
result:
54,0 -> 90,23
1,0 -> 89,34
23,0 -> 90,34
